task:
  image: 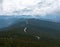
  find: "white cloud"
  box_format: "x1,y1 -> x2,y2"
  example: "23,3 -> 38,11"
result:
0,0 -> 60,16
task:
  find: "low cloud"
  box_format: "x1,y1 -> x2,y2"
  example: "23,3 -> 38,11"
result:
0,0 -> 60,16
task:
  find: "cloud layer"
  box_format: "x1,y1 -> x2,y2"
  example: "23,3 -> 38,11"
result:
0,0 -> 60,16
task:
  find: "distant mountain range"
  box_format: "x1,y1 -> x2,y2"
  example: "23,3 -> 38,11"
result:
0,15 -> 60,28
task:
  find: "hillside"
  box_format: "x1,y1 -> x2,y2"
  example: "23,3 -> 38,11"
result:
0,18 -> 60,47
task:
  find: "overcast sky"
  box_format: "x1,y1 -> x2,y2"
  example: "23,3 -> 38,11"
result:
0,0 -> 60,16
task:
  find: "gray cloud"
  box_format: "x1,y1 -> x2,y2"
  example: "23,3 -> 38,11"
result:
0,0 -> 60,16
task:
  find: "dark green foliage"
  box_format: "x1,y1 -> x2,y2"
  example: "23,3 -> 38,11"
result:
0,19 -> 60,47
